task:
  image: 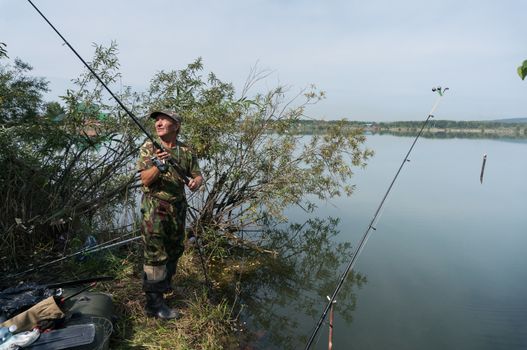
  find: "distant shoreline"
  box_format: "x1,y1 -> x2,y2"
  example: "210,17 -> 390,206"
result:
372,126 -> 527,139
289,119 -> 527,139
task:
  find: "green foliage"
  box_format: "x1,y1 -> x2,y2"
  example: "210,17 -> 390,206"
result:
143,61 -> 372,231
0,58 -> 49,125
0,44 -> 141,264
0,43 -> 372,347
1,41 -> 372,281
518,60 -> 527,80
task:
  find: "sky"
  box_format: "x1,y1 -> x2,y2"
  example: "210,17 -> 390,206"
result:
1,0 -> 526,121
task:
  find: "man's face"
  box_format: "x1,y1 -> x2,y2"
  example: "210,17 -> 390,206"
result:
155,114 -> 179,137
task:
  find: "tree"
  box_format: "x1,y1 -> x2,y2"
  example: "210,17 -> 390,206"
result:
0,43 -> 142,264
1,42 -> 372,267
518,60 -> 527,80
0,58 -> 49,125
143,60 -> 373,237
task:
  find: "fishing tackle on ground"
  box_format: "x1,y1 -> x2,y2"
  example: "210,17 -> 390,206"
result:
0,276 -> 113,319
2,235 -> 141,281
0,325 -> 16,343
304,87 -> 449,349
0,328 -> 39,349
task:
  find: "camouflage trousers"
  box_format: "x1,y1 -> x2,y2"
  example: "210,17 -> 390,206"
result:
140,195 -> 187,269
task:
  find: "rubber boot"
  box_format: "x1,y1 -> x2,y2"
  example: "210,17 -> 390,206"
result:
144,292 -> 179,320
143,272 -> 179,320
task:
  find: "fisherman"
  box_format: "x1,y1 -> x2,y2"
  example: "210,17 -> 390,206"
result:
137,110 -> 203,319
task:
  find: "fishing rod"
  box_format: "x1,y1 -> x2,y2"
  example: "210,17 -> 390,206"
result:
3,235 -> 142,281
25,0 -> 189,185
304,87 -> 449,350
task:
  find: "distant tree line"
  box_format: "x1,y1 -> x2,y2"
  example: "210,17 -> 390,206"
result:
377,119 -> 527,129
287,118 -> 527,136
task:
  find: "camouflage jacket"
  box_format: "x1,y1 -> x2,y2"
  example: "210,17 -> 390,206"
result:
137,139 -> 202,202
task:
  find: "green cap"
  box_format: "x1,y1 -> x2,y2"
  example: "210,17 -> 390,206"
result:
149,110 -> 182,123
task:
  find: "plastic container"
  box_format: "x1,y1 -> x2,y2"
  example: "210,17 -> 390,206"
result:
0,325 -> 17,343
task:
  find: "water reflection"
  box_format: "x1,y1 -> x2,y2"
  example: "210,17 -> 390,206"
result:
233,217 -> 366,349
375,130 -> 527,142
217,135 -> 527,349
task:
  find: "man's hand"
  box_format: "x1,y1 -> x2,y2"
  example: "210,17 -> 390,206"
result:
140,165 -> 160,187
155,149 -> 171,161
188,175 -> 203,192
151,149 -> 170,173
141,150 -> 170,186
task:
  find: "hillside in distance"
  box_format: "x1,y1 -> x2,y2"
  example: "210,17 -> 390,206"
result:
492,117 -> 527,123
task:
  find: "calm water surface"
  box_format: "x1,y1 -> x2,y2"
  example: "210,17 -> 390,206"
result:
248,135 -> 527,349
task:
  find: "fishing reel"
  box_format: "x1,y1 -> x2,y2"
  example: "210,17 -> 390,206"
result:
150,156 -> 169,173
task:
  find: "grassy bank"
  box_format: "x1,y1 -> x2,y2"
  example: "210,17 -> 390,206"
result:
7,243 -> 247,350
105,250 -> 245,349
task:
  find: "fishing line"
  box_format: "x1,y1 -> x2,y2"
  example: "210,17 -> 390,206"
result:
232,223 -> 248,341
304,88 -> 448,350
232,205 -> 250,320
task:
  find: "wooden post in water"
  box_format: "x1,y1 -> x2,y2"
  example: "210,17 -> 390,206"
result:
480,153 -> 487,184
326,296 -> 337,350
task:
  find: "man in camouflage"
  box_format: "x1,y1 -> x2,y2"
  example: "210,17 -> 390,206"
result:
137,110 -> 203,319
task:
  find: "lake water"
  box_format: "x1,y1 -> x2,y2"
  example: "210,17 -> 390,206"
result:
245,134 -> 527,349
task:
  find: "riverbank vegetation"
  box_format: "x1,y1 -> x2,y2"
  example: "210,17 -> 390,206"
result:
0,42 -> 370,348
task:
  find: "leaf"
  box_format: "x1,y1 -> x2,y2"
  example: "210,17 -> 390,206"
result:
52,113 -> 66,123
97,112 -> 108,121
518,60 -> 527,80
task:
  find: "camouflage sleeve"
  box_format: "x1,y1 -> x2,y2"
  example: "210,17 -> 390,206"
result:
178,142 -> 202,178
137,141 -> 155,172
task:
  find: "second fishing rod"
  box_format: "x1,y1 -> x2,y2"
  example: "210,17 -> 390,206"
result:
304,87 -> 449,350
